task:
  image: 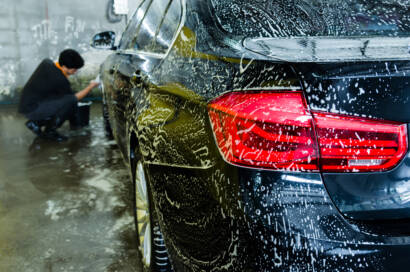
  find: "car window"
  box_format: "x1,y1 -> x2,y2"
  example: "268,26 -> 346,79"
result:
119,0 -> 152,50
151,0 -> 182,54
121,0 -> 182,54
134,0 -> 170,52
210,0 -> 410,38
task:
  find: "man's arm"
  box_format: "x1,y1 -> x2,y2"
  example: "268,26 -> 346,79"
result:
75,81 -> 100,101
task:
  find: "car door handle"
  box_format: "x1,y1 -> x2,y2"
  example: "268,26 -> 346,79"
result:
109,65 -> 117,74
131,70 -> 143,84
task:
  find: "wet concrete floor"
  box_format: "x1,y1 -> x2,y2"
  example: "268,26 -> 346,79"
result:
0,103 -> 142,271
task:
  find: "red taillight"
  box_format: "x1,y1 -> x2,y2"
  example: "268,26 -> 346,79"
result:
208,91 -> 319,171
313,112 -> 407,172
208,90 -> 408,172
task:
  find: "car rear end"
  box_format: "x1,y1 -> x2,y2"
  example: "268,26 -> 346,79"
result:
206,0 -> 410,270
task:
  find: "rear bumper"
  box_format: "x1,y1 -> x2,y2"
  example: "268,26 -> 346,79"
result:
239,168 -> 410,271
248,234 -> 410,272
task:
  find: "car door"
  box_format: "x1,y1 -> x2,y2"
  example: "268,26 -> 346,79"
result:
110,0 -> 176,154
129,0 -> 184,159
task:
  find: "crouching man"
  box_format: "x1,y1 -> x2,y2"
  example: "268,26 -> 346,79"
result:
18,49 -> 100,142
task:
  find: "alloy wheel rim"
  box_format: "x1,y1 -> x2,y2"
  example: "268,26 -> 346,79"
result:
135,161 -> 151,267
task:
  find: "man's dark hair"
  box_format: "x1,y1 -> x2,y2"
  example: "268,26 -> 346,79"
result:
58,49 -> 84,69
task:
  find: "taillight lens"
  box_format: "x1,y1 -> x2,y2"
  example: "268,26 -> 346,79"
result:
313,112 -> 407,172
208,91 -> 319,171
208,90 -> 407,172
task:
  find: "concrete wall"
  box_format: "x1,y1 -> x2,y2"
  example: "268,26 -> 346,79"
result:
0,0 -> 140,103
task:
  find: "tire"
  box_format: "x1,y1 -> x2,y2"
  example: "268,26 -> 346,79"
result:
132,156 -> 173,272
102,102 -> 114,140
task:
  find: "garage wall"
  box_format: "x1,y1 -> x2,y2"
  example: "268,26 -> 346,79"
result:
0,0 -> 140,103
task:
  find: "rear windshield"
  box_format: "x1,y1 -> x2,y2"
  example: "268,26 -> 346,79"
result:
210,0 -> 410,38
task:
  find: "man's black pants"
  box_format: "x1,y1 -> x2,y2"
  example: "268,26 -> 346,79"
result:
25,95 -> 79,128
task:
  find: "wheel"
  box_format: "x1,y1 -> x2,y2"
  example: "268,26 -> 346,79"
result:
133,159 -> 173,272
102,101 -> 114,139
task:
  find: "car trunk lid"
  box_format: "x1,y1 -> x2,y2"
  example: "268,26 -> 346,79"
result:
294,60 -> 410,221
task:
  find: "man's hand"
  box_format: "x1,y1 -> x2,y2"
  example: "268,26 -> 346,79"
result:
89,81 -> 100,89
75,81 -> 100,101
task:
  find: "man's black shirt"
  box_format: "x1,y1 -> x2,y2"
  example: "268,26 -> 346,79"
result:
18,59 -> 74,114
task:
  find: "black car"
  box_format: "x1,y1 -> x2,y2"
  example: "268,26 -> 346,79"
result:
92,0 -> 410,271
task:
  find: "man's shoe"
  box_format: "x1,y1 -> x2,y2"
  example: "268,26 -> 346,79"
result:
25,120 -> 42,136
41,129 -> 68,142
